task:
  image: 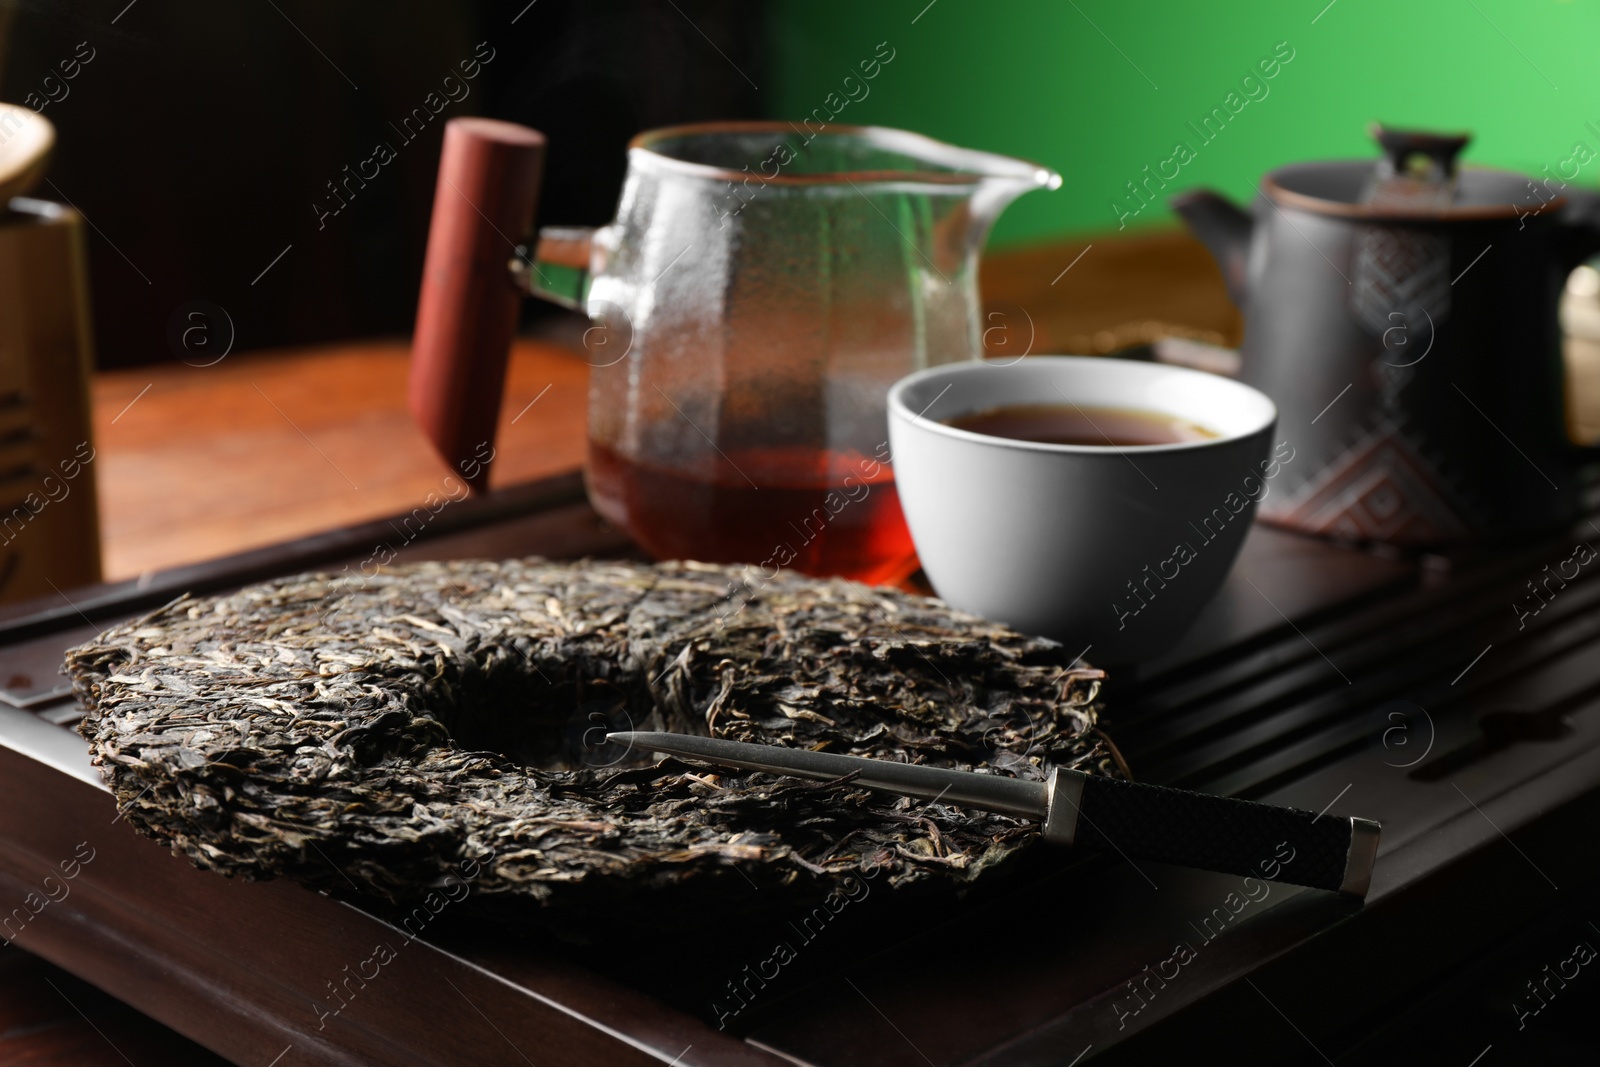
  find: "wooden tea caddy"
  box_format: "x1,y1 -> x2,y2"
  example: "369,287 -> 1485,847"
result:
0,104 -> 100,602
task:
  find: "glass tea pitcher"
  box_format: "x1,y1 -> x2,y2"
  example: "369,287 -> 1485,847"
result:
411,119 -> 1057,583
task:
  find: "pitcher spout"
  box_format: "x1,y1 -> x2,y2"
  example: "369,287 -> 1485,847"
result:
1171,189 -> 1253,308
969,160 -> 1061,242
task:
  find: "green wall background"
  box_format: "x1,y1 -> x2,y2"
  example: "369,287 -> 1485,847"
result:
766,0 -> 1600,246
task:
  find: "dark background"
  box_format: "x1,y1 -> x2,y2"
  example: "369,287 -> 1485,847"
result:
0,0 -> 762,367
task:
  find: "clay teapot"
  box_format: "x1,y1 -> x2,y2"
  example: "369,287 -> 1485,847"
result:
1174,125 -> 1600,546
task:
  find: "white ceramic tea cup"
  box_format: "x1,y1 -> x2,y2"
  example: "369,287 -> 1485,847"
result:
887,356 -> 1282,663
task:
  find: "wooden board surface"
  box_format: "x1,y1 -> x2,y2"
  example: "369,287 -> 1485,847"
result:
90,336 -> 592,580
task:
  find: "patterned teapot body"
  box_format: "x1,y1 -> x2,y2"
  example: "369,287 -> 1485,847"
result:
1175,127 -> 1600,546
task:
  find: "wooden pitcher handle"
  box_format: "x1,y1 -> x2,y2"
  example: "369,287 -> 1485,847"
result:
410,117 -> 546,493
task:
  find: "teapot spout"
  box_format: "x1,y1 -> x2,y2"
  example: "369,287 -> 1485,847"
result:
1170,189 -> 1252,308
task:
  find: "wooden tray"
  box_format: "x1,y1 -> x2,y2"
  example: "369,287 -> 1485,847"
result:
6,470 -> 1600,1064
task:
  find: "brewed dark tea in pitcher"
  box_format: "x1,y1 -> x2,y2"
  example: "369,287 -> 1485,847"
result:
588,440 -> 912,584
410,120 -> 1057,581
573,125 -> 1057,582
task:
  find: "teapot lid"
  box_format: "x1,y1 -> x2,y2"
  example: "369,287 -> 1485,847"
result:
1262,124 -> 1560,222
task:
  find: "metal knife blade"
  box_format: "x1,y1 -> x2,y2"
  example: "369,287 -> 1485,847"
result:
610,730 -> 1046,817
608,730 -> 1381,897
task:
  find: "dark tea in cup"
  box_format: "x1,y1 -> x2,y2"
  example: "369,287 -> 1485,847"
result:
945,403 -> 1219,447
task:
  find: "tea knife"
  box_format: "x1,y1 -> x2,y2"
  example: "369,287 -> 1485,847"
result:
608,731 -> 1381,898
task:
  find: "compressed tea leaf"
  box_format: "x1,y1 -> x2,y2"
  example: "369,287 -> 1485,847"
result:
69,559 -> 1117,927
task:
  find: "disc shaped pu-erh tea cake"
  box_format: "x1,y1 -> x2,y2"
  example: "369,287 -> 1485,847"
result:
68,558 -> 1118,929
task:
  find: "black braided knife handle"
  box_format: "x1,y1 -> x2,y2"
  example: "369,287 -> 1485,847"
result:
1050,771 -> 1380,896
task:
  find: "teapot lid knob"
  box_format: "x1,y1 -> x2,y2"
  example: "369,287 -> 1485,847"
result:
1370,123 -> 1471,181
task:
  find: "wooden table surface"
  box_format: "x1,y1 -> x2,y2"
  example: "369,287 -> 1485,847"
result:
90,335 -> 592,581
78,228 -> 1600,584
85,231 -> 1239,583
